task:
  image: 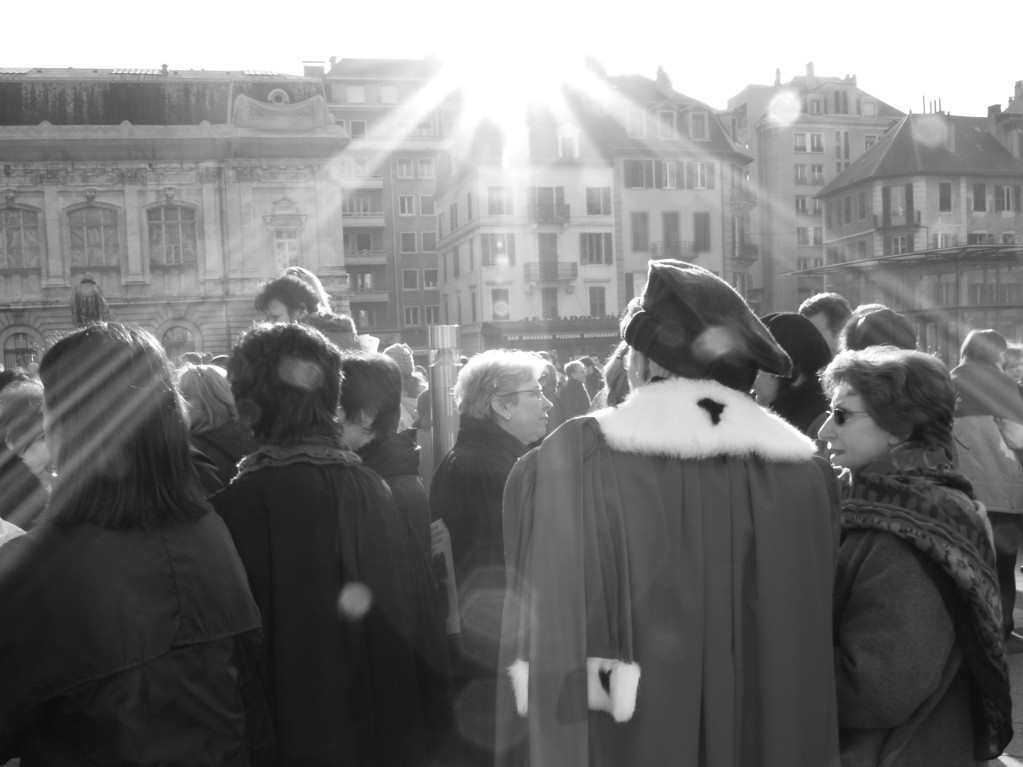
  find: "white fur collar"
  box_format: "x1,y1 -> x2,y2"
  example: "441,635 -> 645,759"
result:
592,377 -> 815,462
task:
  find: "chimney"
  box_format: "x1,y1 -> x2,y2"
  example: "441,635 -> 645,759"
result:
774,68 -> 781,86
1016,80 -> 1023,102
303,61 -> 325,78
161,63 -> 168,75
806,61 -> 814,78
655,66 -> 671,91
329,56 -> 337,68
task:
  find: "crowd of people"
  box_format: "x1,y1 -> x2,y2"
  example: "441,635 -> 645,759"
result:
0,259 -> 1019,766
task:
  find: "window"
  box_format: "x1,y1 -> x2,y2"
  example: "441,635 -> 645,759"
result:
274,228 -> 300,268
692,162 -> 708,189
353,272 -> 375,292
937,233 -> 954,248
351,158 -> 368,177
589,286 -> 606,317
624,159 -> 652,188
690,112 -> 709,140
693,212 -> 711,253
888,185 -> 907,220
347,86 -> 365,103
808,98 -> 823,115
481,233 -> 516,266
470,289 -> 477,323
814,227 -> 824,246
858,240 -> 868,258
795,165 -> 809,184
147,205 -> 197,266
449,203 -> 458,231
343,194 -> 372,214
452,245 -> 460,277
161,326 -> 195,362
488,186 -> 513,215
417,121 -> 433,137
631,212 -> 649,251
796,257 -> 825,270
864,135 -> 878,150
858,191 -> 867,221
626,110 -> 645,138
468,239 -> 474,271
466,192 -> 473,220
404,306 -> 421,326
658,111 -> 676,138
0,208 -> 41,269
810,165 -> 825,184
1004,233 -> 1018,245
403,269 -> 418,290
557,125 -> 580,159
843,196 -> 852,225
491,288 -> 510,321
424,269 -> 438,288
344,232 -> 372,253
398,196 -> 415,216
3,332 -> 38,370
69,206 -> 119,266
425,305 -> 440,324
795,196 -> 809,215
538,232 -> 558,261
834,90 -> 849,115
379,85 -> 398,104
793,133 -> 808,153
421,232 -> 437,252
891,235 -> 910,254
996,185 -> 1021,212
400,232 -> 417,253
586,187 -> 612,215
350,120 -> 367,138
540,287 -> 558,319
355,307 -> 380,330
973,183 -> 987,212
797,227 -> 812,246
580,232 -> 613,265
810,133 -> 824,153
664,162 -> 677,189
939,182 -> 952,213
397,158 -> 414,178
417,158 -> 434,178
420,196 -> 435,215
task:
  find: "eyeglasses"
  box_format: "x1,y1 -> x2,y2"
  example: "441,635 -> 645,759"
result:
509,387 -> 544,399
829,406 -> 868,426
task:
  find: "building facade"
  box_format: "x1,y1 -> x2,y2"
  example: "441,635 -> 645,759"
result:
813,83 -> 1023,361
727,63 -> 903,313
0,67 -> 348,368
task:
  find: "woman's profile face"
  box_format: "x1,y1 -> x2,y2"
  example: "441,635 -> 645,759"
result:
818,382 -> 900,473
496,373 -> 551,445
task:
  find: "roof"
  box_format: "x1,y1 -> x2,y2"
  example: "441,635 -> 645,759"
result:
325,58 -> 443,81
0,67 -> 304,82
819,113 -> 1023,197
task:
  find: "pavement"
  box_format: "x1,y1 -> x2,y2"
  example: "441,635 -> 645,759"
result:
992,555 -> 1023,765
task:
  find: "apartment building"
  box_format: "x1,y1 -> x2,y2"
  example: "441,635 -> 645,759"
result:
727,63 -> 903,312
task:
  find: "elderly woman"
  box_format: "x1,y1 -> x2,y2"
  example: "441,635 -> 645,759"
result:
212,323 -> 426,766
177,363 -> 256,487
0,379 -> 50,533
429,349 -> 550,765
819,346 -> 1011,765
0,323 -> 263,765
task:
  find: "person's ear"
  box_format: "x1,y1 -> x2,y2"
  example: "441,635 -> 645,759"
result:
490,397 -> 511,421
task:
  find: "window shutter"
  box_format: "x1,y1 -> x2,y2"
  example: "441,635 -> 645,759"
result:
707,163 -> 715,190
996,187 -> 1005,212
507,234 -> 516,265
603,232 -> 613,264
580,233 -> 589,263
481,234 -> 491,266
527,187 -> 537,217
685,162 -> 694,189
1016,186 -> 1021,212
654,161 -> 664,189
904,184 -> 913,219
882,186 -> 891,227
601,187 -> 611,214
555,187 -> 565,209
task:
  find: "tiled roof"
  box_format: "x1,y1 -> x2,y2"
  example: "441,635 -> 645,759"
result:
819,113 -> 1023,196
325,58 -> 442,81
0,67 -> 304,81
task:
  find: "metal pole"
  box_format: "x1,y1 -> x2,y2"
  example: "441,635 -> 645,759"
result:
427,325 -> 461,476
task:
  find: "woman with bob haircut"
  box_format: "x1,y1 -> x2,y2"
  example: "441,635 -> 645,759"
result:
212,322 -> 428,766
0,322 -> 264,766
818,345 -> 1011,764
428,349 -> 550,766
0,379 -> 50,533
950,328 -> 1023,641
177,363 -> 256,486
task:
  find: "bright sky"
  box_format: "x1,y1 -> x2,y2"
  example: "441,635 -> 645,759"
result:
5,0 -> 1021,119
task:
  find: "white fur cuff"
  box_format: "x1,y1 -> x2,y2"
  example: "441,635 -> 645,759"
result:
587,657 -> 641,722
508,659 -> 529,716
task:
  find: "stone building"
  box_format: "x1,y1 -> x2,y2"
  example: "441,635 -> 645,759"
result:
0,66 -> 348,368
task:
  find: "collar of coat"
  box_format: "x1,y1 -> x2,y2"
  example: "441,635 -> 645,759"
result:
592,376 -> 815,463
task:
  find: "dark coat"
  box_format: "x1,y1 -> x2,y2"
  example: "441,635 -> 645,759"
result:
559,378 -> 591,420
0,513 -> 265,766
191,420 -> 257,488
213,456 -> 428,767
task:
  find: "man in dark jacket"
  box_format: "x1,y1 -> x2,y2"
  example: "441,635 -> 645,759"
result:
559,360 -> 591,420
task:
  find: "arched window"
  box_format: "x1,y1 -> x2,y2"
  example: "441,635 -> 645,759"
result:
68,206 -> 120,267
162,326 -> 195,363
3,332 -> 38,370
148,205 -> 198,265
0,208 -> 41,269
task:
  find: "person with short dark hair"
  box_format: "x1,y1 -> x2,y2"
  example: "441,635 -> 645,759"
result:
213,322 -> 427,766
559,360 -> 591,419
579,355 -> 604,399
254,273 -> 321,323
951,328 -> 1023,641
798,291 -> 853,354
819,346 -> 1011,762
756,312 -> 832,437
840,305 -> 917,352
0,322 -> 264,765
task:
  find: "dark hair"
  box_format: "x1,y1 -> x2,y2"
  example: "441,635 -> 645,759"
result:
0,368 -> 30,395
797,292 -> 853,336
821,346 -> 956,456
38,322 -> 210,530
228,322 -> 342,445
254,274 -> 321,317
339,352 -> 402,439
840,307 -> 916,352
960,328 -> 1008,366
0,379 -> 44,453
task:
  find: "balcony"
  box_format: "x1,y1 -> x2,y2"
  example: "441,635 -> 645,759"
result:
337,175 -> 384,190
343,249 -> 388,265
524,261 -> 578,281
874,210 -> 922,229
349,289 -> 389,303
343,210 -> 386,227
731,243 -> 759,268
651,240 -> 696,259
527,203 -> 570,226
730,187 -> 758,208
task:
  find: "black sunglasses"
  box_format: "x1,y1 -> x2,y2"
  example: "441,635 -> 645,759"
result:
829,406 -> 867,426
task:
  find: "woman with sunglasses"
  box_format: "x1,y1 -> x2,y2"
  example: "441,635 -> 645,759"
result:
819,346 -> 1011,765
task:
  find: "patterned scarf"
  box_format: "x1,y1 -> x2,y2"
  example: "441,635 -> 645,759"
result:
844,443 -> 1011,760
234,434 -> 361,480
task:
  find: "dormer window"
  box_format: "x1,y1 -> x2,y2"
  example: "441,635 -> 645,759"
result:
690,112 -> 709,140
658,110 -> 676,138
626,110 -> 646,138
557,125 -> 581,159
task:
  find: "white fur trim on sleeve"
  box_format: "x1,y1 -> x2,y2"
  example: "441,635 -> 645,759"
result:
586,657 -> 641,722
508,659 -> 529,716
